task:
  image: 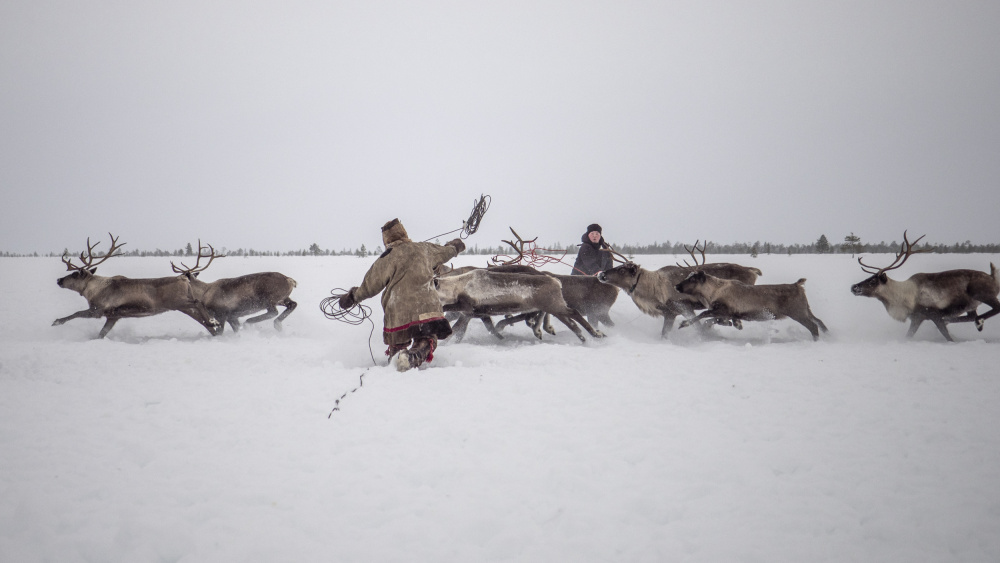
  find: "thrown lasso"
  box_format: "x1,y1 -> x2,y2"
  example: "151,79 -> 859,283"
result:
423,194 -> 491,241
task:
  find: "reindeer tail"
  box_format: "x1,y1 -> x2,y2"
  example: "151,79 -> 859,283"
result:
990,263 -> 998,285
796,278 -> 807,286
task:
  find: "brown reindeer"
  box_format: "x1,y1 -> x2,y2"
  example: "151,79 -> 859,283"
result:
53,234 -> 221,338
850,231 -> 1000,341
434,269 -> 605,343
171,243 -> 297,333
597,242 -> 762,338
675,271 -> 828,340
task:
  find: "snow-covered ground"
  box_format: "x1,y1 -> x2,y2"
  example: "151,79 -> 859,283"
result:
2,252 -> 999,562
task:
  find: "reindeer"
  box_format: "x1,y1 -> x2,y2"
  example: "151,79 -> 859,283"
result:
850,231 -> 1000,341
675,271 -> 828,340
441,229 -> 619,339
171,243 -> 298,333
433,269 -> 606,343
53,234 -> 221,338
487,267 -> 618,337
597,241 -> 762,338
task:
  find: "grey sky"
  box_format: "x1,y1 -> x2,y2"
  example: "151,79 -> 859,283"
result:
2,1 -> 999,255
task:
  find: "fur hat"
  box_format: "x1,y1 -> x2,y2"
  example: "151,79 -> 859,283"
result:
381,218 -> 411,246
586,223 -> 602,234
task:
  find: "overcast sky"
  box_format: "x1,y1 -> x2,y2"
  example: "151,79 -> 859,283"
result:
2,1 -> 999,255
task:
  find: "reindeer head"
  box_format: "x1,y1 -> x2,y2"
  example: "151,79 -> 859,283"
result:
170,241 -> 224,281
674,270 -> 709,296
597,261 -> 640,288
57,233 -> 125,291
851,231 -> 929,297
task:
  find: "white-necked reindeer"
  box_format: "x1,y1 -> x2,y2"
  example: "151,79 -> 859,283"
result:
850,231 -> 1000,341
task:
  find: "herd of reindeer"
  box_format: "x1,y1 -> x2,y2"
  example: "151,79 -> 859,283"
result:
52,232 -> 1000,345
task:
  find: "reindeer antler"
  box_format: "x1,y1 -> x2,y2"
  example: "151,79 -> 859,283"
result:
491,227 -> 536,266
677,240 -> 707,268
606,244 -> 631,265
171,240 -> 225,275
62,233 -> 125,271
857,231 -> 930,275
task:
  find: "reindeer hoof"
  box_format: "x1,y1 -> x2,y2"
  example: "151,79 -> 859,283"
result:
52,319 -> 63,326
976,318 -> 985,331
678,321 -> 691,329
593,330 -> 606,338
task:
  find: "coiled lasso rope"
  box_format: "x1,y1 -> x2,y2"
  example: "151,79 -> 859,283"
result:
422,194 -> 491,241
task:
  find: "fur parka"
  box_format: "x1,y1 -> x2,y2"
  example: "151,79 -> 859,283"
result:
353,220 -> 463,345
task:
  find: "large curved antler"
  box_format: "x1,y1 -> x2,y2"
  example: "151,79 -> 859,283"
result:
171,240 -> 225,275
857,231 -> 929,275
677,240 -> 707,268
62,233 -> 125,271
605,245 -> 631,265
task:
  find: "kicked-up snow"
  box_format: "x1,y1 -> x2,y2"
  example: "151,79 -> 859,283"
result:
2,253 -> 999,562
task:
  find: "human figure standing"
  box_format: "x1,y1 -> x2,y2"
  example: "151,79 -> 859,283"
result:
339,218 -> 465,371
571,223 -> 613,276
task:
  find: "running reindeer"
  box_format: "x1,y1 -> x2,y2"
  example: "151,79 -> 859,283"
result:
53,233 -> 221,338
486,228 -> 618,337
598,241 -> 762,338
850,231 -> 1000,341
171,242 -> 298,333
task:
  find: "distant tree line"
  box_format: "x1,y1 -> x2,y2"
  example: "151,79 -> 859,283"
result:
5,234 -> 999,258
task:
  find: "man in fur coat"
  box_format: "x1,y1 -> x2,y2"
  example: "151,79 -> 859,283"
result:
339,218 -> 465,371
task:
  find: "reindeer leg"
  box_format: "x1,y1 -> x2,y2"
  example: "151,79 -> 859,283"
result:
495,313 -> 532,333
662,301 -> 694,337
450,313 -> 471,343
572,311 -> 604,338
553,314 -> 587,342
541,313 -> 556,335
245,306 -> 279,325
179,308 -> 221,336
272,298 -> 297,330
906,316 -> 925,338
480,316 -> 505,339
660,314 -> 676,337
974,298 -> 1000,331
789,313 -> 821,341
930,318 -> 955,342
596,312 -> 614,328
812,313 -> 828,333
187,300 -> 221,335
53,306 -> 102,326
97,317 -> 119,339
678,310 -> 717,329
